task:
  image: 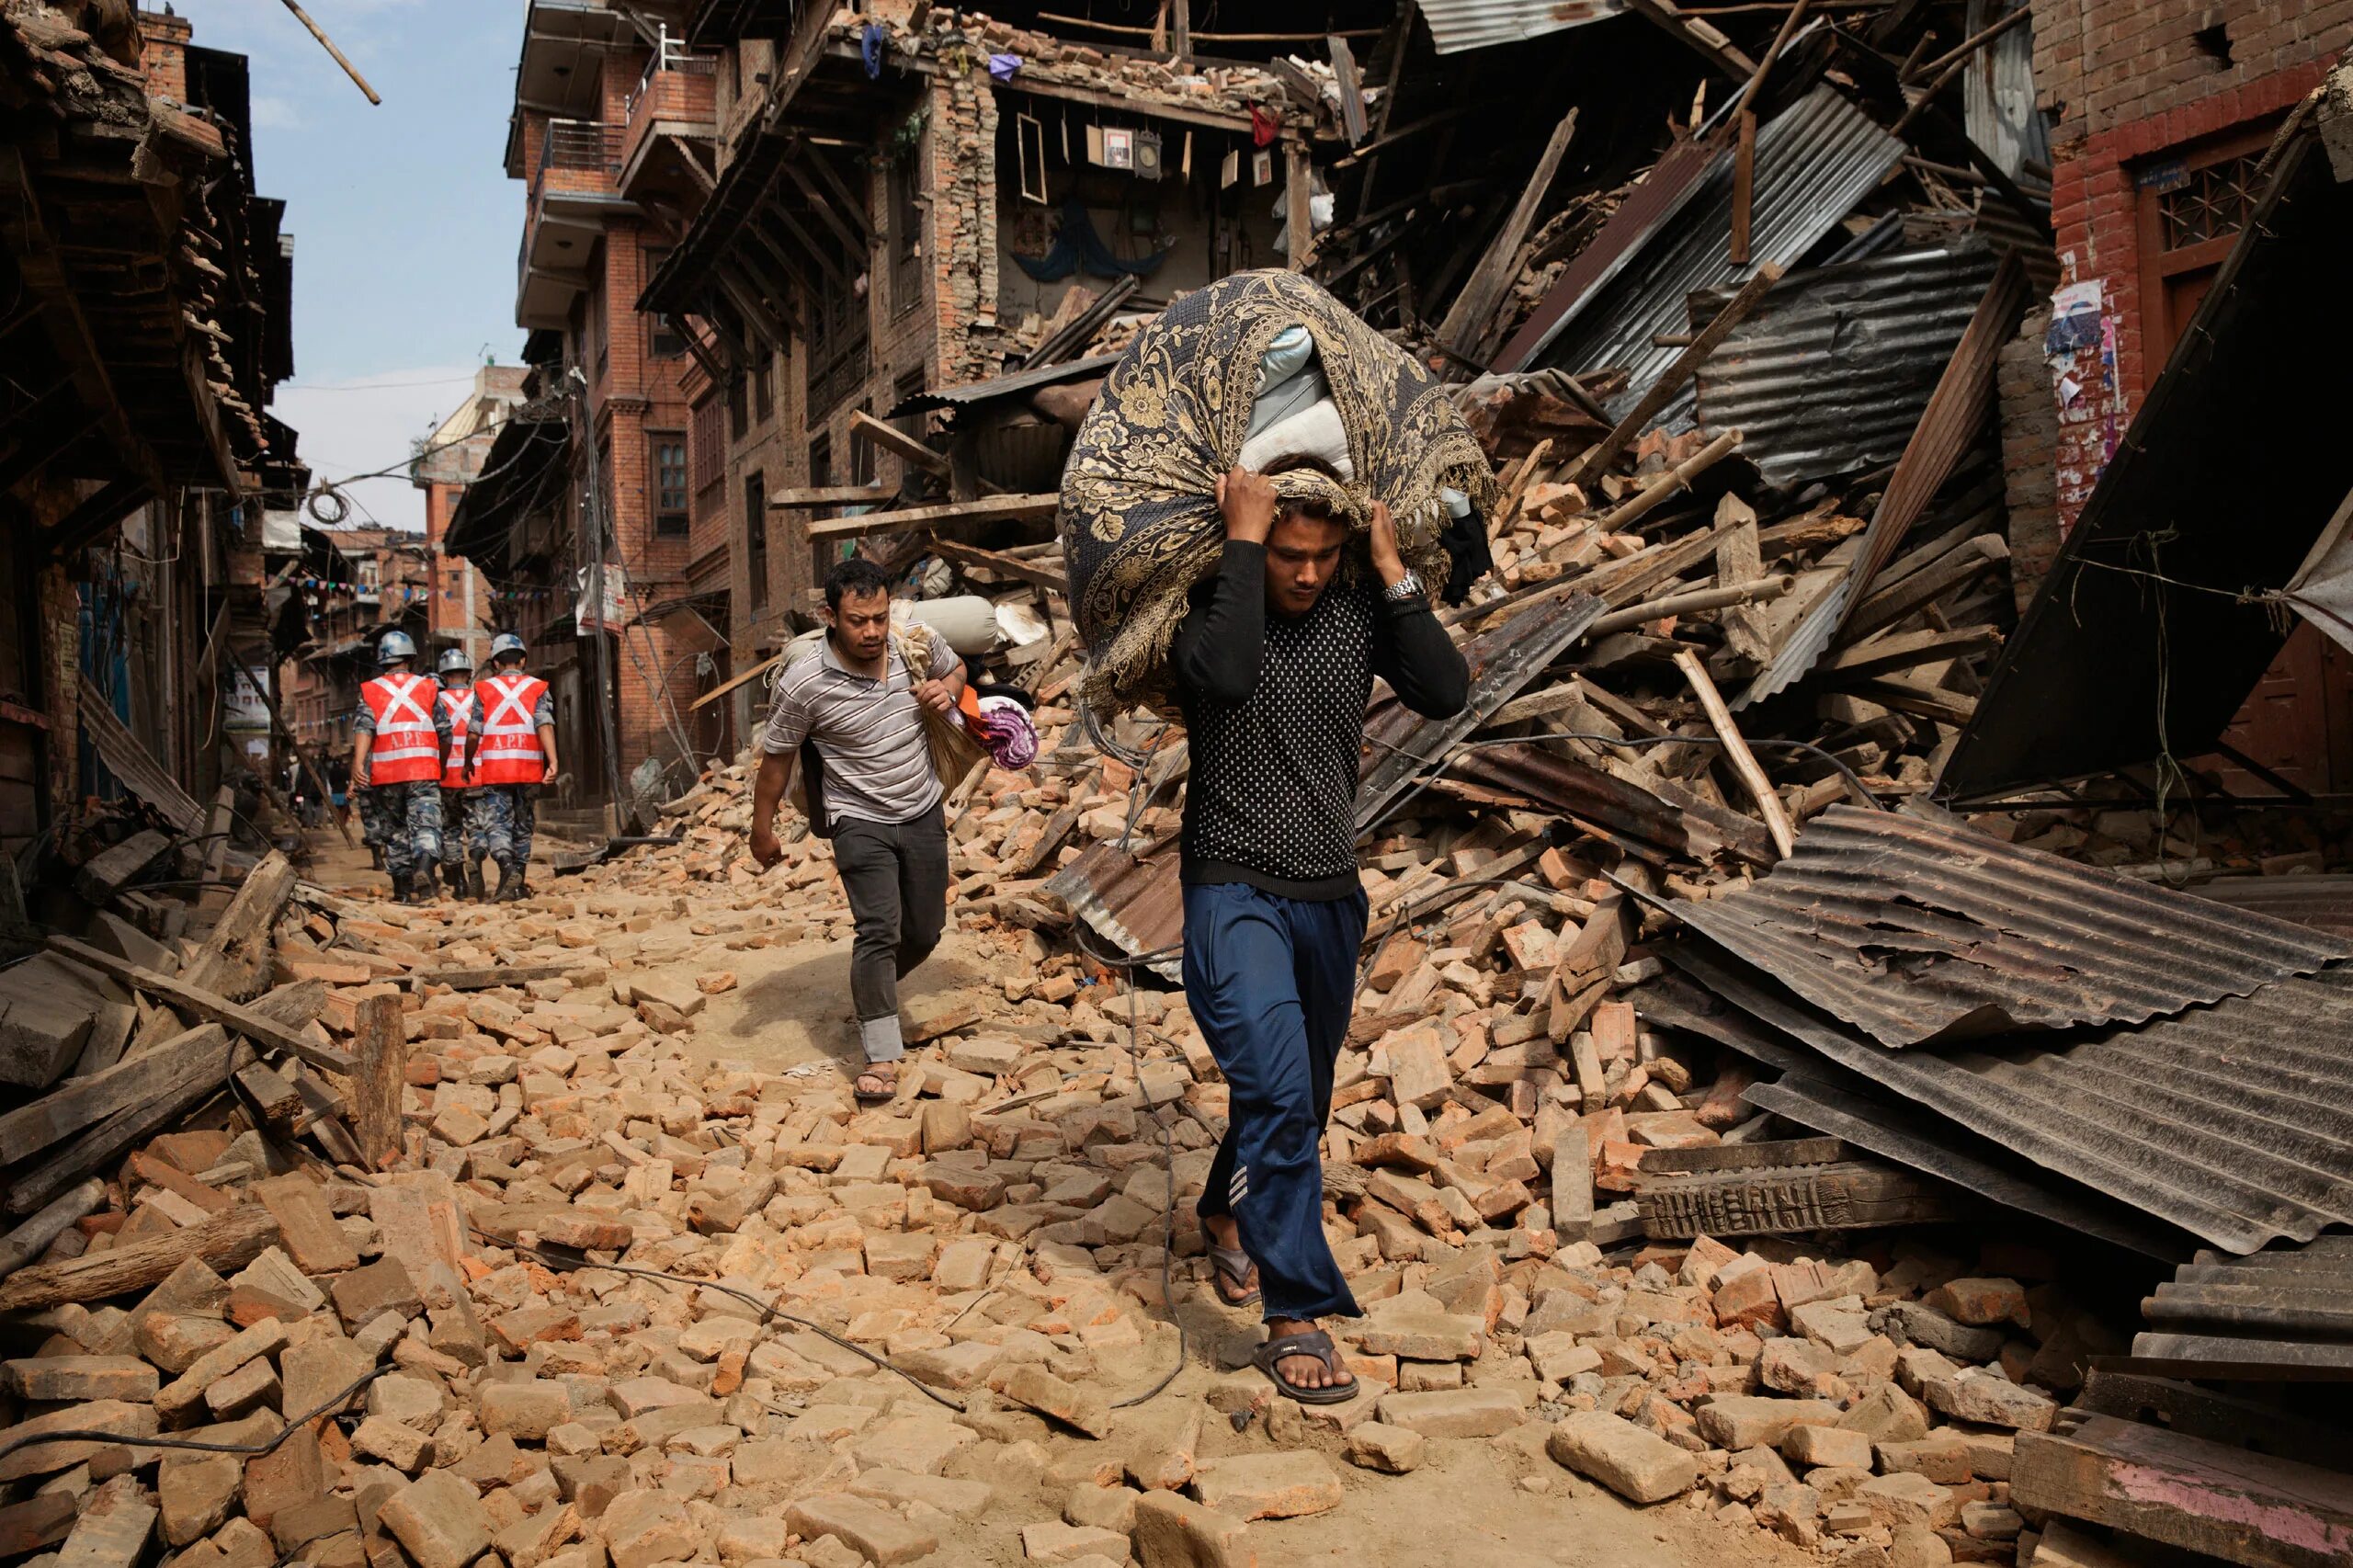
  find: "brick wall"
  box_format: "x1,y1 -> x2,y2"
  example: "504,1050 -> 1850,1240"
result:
136,8 -> 189,103
2035,0 -> 2353,525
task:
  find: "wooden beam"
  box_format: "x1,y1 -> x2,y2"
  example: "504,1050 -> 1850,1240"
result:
0,1205 -> 279,1312
1675,648 -> 1799,858
42,477 -> 153,559
1819,625 -> 2003,679
1437,108 -> 1578,357
1327,36 -> 1368,144
2014,1415 -> 2353,1568
1726,0 -> 1812,263
44,937 -> 357,1076
1569,263 -> 1781,486
926,537 -> 1069,596
806,493 -> 1061,544
769,484 -> 894,510
849,408 -> 951,480
1285,142 -> 1314,269
1621,0 -> 1760,81
0,1023 -> 230,1166
782,154 -> 869,257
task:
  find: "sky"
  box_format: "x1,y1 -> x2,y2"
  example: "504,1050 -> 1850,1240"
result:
183,0 -> 531,532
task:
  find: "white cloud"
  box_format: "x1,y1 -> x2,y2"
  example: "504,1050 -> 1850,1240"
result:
274,366 -> 485,534
250,96 -> 302,131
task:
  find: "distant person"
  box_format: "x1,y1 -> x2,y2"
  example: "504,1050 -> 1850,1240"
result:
435,647 -> 490,900
350,631 -> 450,903
745,558 -> 964,1104
466,632 -> 559,901
1173,462 -> 1468,1404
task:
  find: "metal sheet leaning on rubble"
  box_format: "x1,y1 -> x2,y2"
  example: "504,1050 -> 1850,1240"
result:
1356,591 -> 1605,832
1661,939 -> 2353,1256
2131,1233 -> 2353,1380
1633,969 -> 2195,1258
1651,804 -> 2350,1046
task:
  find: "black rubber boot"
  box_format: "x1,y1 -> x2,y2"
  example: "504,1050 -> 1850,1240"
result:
369,845 -> 385,871
494,860 -> 524,902
390,869 -> 413,903
408,865 -> 437,903
464,859 -> 486,902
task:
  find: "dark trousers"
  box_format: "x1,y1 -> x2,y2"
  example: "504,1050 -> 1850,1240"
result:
1184,881 -> 1368,1324
832,802 -> 951,1062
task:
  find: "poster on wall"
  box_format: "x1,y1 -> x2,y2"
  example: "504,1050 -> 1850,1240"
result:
1017,112 -> 1048,204
1102,127 -> 1134,171
1251,148 -> 1274,187
223,666 -> 271,736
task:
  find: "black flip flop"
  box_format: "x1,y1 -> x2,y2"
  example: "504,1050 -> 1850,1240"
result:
853,1062 -> 899,1106
1205,1243 -> 1260,1308
1254,1329 -> 1359,1405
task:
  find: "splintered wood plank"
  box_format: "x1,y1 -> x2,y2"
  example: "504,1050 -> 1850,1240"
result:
46,937 -> 356,1075
252,1174 -> 359,1274
2014,1415 -> 2353,1568
351,994 -> 405,1172
0,1025 -> 230,1166
0,1206 -> 278,1312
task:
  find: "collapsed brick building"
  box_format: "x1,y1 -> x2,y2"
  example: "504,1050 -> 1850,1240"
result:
0,3 -> 301,869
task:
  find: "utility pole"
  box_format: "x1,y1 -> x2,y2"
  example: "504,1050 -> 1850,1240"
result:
571,372 -> 629,835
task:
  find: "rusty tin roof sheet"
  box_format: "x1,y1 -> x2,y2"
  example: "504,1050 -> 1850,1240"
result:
2185,875 -> 2353,942
1696,244 -> 2000,490
1665,805 -> 2351,1047
1046,839 -> 1184,982
2132,1234 -> 2353,1379
1664,941 -> 2353,1255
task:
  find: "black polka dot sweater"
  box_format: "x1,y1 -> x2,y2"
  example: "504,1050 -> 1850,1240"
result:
1171,540 -> 1470,901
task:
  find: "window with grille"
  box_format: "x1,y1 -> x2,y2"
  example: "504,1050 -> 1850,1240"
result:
653,437 -> 688,535
690,394 -> 723,513
2156,154 -> 2262,248
756,346 -> 776,424
745,471 -> 767,610
889,152 -> 922,316
805,273 -> 870,425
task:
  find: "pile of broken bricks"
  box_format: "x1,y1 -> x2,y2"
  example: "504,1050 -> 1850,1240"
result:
0,752 -> 2131,1568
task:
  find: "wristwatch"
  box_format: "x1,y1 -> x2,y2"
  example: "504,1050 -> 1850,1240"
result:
1382,569 -> 1425,604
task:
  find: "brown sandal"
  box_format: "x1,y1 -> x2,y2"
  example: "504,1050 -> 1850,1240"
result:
853,1062 -> 898,1104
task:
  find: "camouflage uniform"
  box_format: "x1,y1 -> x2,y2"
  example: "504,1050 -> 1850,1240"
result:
439,788 -> 484,873
474,784 -> 537,871
361,781 -> 444,878
355,684 -> 452,881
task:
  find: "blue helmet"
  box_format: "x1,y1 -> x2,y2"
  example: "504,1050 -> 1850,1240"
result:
378,631 -> 417,664
437,648 -> 472,678
489,632 -> 527,662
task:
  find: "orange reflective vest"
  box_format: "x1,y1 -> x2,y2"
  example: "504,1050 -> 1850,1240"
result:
360,672 -> 440,785
472,670 -> 550,785
438,687 -> 477,790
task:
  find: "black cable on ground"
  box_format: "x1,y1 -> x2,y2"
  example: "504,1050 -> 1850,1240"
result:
486,1233 -> 968,1412
0,1366 -> 395,1467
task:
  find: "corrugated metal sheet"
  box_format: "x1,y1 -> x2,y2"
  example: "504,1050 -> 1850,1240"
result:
2188,876 -> 2353,941
1962,0 -> 2049,182
1664,805 -> 2350,1047
1045,839 -> 1184,982
1357,593 -> 1604,832
1664,940 -> 2353,1255
1530,88 -> 1907,420
1415,0 -> 1620,55
2132,1235 -> 2353,1378
1450,742 -> 1777,866
1635,973 -> 2194,1257
1495,133 -> 1722,372
1733,580 -> 1845,710
1696,244 -> 1999,490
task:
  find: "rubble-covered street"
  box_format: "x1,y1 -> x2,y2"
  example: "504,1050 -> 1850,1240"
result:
9,4 -> 2353,1568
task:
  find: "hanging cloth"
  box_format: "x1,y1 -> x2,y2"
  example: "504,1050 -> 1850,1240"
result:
987,52 -> 1022,82
1249,104 -> 1280,148
861,22 -> 886,78
1009,197 -> 1170,282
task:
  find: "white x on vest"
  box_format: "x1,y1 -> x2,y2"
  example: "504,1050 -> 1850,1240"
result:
480,679 -> 539,734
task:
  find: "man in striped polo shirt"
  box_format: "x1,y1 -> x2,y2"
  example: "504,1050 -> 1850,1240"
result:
748,558 -> 966,1100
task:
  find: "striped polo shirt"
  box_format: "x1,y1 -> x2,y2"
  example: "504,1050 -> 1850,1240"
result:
758,628 -> 958,826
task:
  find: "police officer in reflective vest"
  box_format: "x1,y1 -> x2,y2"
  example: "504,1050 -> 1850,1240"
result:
434,647 -> 491,902
351,631 -> 451,903
466,632 -> 559,902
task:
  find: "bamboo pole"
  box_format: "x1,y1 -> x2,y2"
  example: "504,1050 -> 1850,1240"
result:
1675,647 -> 1798,858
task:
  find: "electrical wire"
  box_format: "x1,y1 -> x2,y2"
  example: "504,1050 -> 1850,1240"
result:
483,1233 -> 968,1413
0,1366 -> 395,1467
